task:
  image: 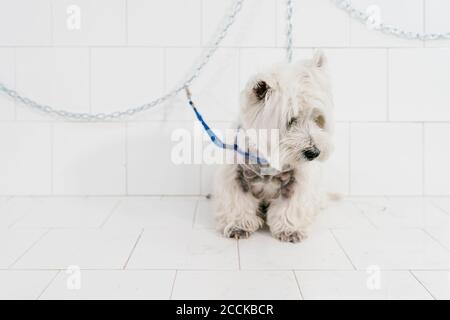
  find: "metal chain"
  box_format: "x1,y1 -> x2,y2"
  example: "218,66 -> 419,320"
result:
0,0 -> 244,121
286,0 -> 293,63
334,0 -> 450,41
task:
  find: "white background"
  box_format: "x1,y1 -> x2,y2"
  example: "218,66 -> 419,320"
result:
0,0 -> 449,197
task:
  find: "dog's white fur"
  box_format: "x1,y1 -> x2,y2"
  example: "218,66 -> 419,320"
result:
214,51 -> 334,243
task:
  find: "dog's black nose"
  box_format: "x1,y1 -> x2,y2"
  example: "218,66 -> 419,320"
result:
302,146 -> 320,161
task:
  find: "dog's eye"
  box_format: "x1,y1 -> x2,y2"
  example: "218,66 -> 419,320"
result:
314,115 -> 325,129
253,81 -> 269,101
288,117 -> 298,128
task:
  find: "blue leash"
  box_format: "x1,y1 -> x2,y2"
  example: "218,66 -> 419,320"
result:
184,87 -> 268,165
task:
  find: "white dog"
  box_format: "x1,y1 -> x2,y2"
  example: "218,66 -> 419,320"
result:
214,51 -> 334,243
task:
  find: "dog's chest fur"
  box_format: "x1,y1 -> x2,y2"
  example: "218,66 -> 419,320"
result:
236,165 -> 296,201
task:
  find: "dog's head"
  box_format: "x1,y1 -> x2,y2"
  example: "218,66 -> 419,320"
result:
239,51 -> 334,167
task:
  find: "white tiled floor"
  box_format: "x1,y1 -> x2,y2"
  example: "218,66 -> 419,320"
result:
1,196 -> 450,300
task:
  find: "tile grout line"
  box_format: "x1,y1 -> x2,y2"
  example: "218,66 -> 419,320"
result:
122,228 -> 144,269
329,229 -> 357,270
348,122 -> 352,195
88,47 -> 92,113
422,0 -> 426,48
421,228 -> 450,253
49,0 -> 54,45
386,48 -> 390,121
99,198 -> 123,228
292,270 -> 304,300
191,198 -> 201,228
350,201 -> 379,230
409,270 -> 437,300
429,200 -> 450,217
36,269 -> 61,300
422,122 -> 426,196
124,122 -> 129,195
237,240 -> 242,270
9,229 -> 52,269
200,0 -> 204,46
274,0 -> 278,48
13,47 -> 17,120
7,267 -> 450,272
50,123 -> 54,194
169,270 -> 178,300
125,0 -> 129,46
3,119 -> 450,125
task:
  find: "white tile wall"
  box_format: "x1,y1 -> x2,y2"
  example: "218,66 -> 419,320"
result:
90,48 -> 165,117
389,49 -> 450,121
0,0 -> 52,46
0,0 -> 449,196
0,123 -> 52,195
203,0 -> 277,47
127,122 -> 201,195
15,48 -> 90,120
424,124 -> 450,195
53,123 -> 126,195
326,49 -> 387,121
128,0 -> 202,46
350,123 -> 423,196
277,0 -> 349,47
349,0 -> 424,47
424,0 -> 450,48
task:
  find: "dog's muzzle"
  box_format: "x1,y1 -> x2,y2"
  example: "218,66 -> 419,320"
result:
302,146 -> 320,161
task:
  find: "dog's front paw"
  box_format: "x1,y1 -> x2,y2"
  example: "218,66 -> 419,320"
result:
225,227 -> 252,240
274,230 -> 308,243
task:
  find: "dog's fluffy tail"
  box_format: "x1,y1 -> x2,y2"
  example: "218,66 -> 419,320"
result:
319,192 -> 343,210
327,192 -> 343,202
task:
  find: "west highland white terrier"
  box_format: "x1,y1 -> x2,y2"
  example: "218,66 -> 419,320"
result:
214,51 -> 334,243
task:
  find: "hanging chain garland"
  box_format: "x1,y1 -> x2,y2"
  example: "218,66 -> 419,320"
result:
334,0 -> 450,40
0,0 -> 245,121
2,0 -> 448,121
286,0 -> 294,63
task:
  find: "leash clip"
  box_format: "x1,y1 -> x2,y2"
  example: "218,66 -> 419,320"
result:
184,86 -> 192,100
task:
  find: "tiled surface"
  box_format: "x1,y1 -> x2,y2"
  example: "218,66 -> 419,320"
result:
0,228 -> 47,268
13,229 -> 140,269
172,271 -> 301,300
412,271 -> 450,300
0,196 -> 450,299
0,270 -> 57,299
350,123 -> 423,195
52,0 -> 126,46
296,271 -> 433,300
389,49 -> 450,121
41,270 -> 175,300
333,228 -> 450,270
10,197 -> 120,228
0,0 -> 449,196
15,48 -> 90,120
348,0 -> 424,47
104,197 -> 197,229
52,123 -> 126,195
127,227 -> 239,270
238,229 -> 354,270
0,123 -> 52,195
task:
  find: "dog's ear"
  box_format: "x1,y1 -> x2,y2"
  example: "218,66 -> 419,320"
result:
252,80 -> 270,101
312,50 -> 327,68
